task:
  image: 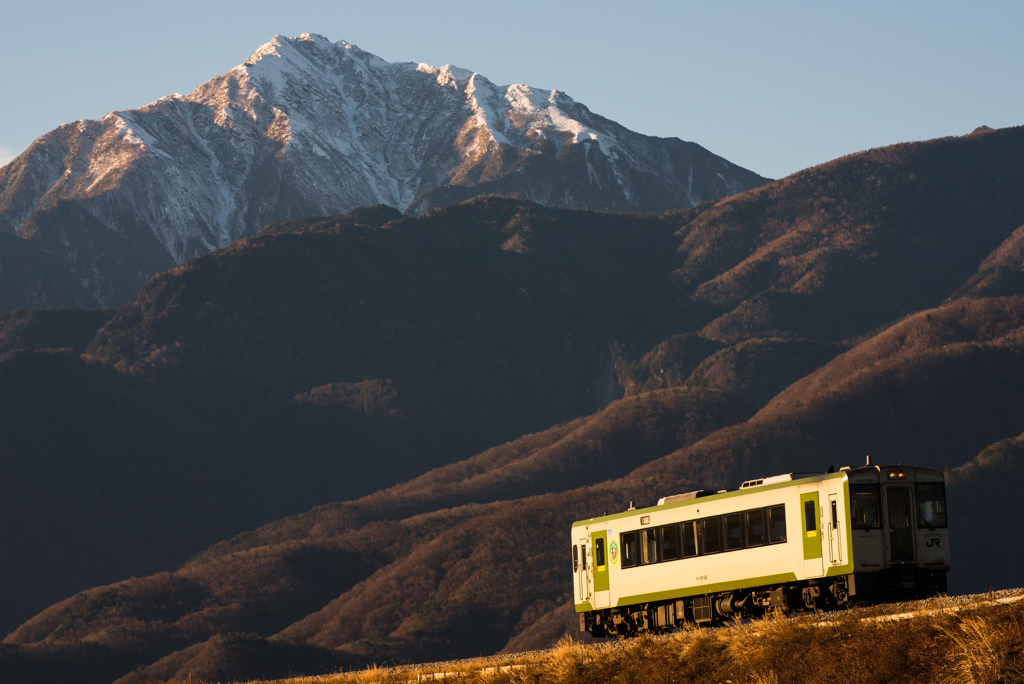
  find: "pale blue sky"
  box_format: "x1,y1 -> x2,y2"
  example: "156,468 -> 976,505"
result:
1,1 -> 1021,178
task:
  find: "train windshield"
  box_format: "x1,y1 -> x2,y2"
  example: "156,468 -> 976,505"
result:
916,482 -> 947,528
850,484 -> 881,529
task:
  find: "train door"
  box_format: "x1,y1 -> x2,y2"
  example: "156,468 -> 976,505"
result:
827,493 -> 842,565
799,488 -> 824,577
592,531 -> 610,609
884,485 -> 916,562
578,536 -> 593,604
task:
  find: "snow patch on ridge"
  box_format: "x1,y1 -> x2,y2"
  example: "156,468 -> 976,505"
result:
465,74 -> 510,148
417,63 -> 475,88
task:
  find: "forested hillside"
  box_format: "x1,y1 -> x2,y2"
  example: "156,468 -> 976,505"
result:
3,126 -> 1024,683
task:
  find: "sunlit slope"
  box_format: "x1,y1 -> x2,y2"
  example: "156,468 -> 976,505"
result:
667,126 -> 1024,340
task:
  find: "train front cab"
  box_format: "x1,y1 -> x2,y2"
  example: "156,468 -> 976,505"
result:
847,464 -> 949,599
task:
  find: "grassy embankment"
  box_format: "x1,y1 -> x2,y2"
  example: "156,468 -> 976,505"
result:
210,593 -> 1024,684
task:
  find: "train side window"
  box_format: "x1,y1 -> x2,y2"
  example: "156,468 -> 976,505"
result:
621,532 -> 638,568
724,512 -> 744,551
595,538 -> 606,568
702,516 -> 722,555
850,484 -> 881,529
745,508 -> 765,547
915,482 -> 947,529
641,528 -> 659,564
581,544 -> 587,570
573,545 -> 579,572
768,504 -> 787,543
661,524 -> 681,561
681,521 -> 698,558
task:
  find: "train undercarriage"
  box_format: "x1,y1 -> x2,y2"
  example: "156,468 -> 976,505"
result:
580,569 -> 948,637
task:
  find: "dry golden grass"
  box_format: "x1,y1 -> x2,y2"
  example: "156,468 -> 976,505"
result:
220,599 -> 1024,684
936,613 -> 1024,684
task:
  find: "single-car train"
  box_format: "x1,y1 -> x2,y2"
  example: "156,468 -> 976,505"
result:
572,459 -> 949,636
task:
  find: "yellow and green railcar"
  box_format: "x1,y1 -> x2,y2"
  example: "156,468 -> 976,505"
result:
572,460 -> 949,636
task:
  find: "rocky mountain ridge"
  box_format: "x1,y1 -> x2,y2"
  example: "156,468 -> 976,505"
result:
0,33 -> 767,310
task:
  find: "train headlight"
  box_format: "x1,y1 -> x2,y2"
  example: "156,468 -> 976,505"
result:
887,471 -> 906,480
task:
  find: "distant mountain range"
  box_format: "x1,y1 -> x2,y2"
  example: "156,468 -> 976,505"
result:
0,33 -> 767,311
2,124 -> 1024,683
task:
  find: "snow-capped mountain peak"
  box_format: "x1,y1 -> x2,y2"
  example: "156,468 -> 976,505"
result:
0,33 -> 768,310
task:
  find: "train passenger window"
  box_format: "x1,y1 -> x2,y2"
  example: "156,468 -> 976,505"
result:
804,501 -> 817,533
702,516 -> 722,554
661,524 -> 681,561
573,545 -> 579,572
595,538 -> 606,568
642,528 -> 659,564
768,504 -> 787,543
620,532 -> 638,568
850,484 -> 881,529
724,513 -> 744,551
681,521 -> 698,558
915,483 -> 947,529
745,509 -> 765,547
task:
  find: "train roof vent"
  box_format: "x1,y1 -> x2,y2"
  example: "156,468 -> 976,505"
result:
657,489 -> 717,505
740,472 -> 823,489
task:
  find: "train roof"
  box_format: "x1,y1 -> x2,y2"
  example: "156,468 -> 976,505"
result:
571,463 -> 944,528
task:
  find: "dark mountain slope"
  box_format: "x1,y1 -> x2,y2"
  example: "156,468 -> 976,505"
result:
0,230 -> 98,311
612,333 -> 848,409
17,200 -> 175,307
9,297 -> 1024,684
0,200 -> 691,639
641,297 -> 1024,488
0,307 -> 114,355
110,634 -> 357,684
757,295 -> 1024,420
87,198 -> 686,456
611,333 -> 727,396
0,348 -> 428,637
952,221 -> 1024,299
0,350 -> 232,634
2,378 -> 749,670
946,433 -> 1024,593
285,386 -> 751,528
684,337 -> 847,409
